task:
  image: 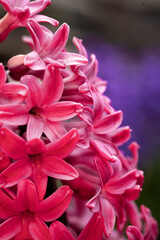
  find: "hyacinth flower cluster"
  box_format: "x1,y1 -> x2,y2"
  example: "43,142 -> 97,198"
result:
0,0 -> 158,239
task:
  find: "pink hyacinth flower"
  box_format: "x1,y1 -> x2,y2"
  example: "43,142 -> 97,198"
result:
0,63 -> 28,104
24,20 -> 88,70
0,179 -> 73,239
0,0 -> 58,42
0,127 -> 79,199
86,157 -> 144,237
0,65 -> 83,140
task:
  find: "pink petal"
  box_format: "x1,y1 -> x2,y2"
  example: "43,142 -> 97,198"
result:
0,83 -> 28,104
100,198 -> 115,237
126,226 -> 143,240
30,163 -> 48,201
0,63 -> 6,85
46,23 -> 69,58
77,212 -> 104,240
27,20 -> 46,52
32,14 -> 59,27
0,188 -> 17,218
17,179 -> 39,212
28,0 -> 51,16
46,128 -> 79,158
29,216 -> 51,240
49,221 -> 74,240
38,186 -> 73,222
27,115 -> 45,140
125,201 -> 142,229
0,158 -> 32,188
111,126 -> 131,146
104,169 -> 142,195
0,216 -> 22,239
73,37 -> 88,57
60,52 -> 88,66
93,111 -> 123,134
26,138 -> 46,155
41,156 -> 79,180
0,104 -> 28,125
21,74 -> 43,107
44,101 -> 83,121
24,51 -> 46,70
41,65 -> 64,106
0,128 -> 26,159
90,139 -> 117,162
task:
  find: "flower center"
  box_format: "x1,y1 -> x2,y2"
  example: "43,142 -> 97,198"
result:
28,153 -> 41,162
29,106 -> 39,117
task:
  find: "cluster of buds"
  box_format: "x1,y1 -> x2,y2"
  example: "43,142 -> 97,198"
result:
0,0 -> 158,239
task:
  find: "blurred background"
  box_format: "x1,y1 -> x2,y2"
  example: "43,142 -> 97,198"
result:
0,0 -> 160,231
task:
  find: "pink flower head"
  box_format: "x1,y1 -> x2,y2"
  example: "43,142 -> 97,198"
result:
0,179 -> 73,239
0,65 -> 83,140
0,63 -> 28,104
78,108 -> 131,162
0,0 -> 58,42
86,156 -> 144,237
24,20 -> 88,70
0,127 -> 79,199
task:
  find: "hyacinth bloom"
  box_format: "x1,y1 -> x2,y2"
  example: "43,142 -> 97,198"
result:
0,0 -> 158,239
0,63 -> 28,104
0,0 -> 59,42
86,156 -> 144,237
0,179 -> 73,239
8,20 -> 88,73
0,127 -> 79,199
0,65 -> 83,140
78,108 -> 131,162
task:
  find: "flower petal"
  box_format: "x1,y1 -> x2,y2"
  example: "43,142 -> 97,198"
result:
104,169 -> 143,195
126,226 -> 143,240
0,83 -> 28,104
17,179 -> 39,212
38,186 -> 73,222
46,128 -> 79,158
24,51 -> 46,70
26,138 -> 46,155
27,115 -> 45,140
32,14 -> 59,27
93,111 -> 123,134
111,126 -> 131,146
0,104 -> 28,125
90,139 -> 117,162
0,158 -> 32,188
44,101 -> 83,121
49,221 -> 74,240
77,212 -> 104,240
41,156 -> 79,180
29,216 -> 50,240
60,52 -> 88,66
21,74 -> 43,107
30,163 -> 48,201
0,216 -> 22,239
0,188 -> 17,218
41,65 -> 64,106
0,128 -> 26,159
46,23 -> 69,58
100,198 -> 115,237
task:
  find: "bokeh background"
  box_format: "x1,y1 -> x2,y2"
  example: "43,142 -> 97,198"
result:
0,0 -> 160,233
